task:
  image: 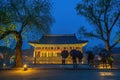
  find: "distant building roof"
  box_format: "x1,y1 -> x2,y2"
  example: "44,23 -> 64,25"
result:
29,34 -> 88,44
111,48 -> 120,54
92,48 -> 120,54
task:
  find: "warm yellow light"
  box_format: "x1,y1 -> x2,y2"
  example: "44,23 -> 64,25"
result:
3,63 -> 6,67
32,61 -> 35,64
98,64 -> 111,69
81,61 -> 84,64
23,64 -> 28,71
23,64 -> 27,68
99,72 -> 114,76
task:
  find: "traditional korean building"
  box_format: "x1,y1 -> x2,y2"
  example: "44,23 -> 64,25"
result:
29,34 -> 88,64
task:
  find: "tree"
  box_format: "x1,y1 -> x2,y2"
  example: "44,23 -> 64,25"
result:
76,0 -> 120,51
0,46 -> 14,64
0,0 -> 54,67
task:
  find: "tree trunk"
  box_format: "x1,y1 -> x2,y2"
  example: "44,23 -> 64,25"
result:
14,33 -> 23,67
105,41 -> 111,51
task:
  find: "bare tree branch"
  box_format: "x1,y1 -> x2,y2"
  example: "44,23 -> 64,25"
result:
10,1 -> 23,21
76,0 -> 120,51
110,39 -> 120,49
109,12 -> 120,32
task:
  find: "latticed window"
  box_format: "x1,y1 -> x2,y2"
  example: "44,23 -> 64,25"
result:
64,47 -> 66,49
54,47 -> 57,50
57,47 -> 60,49
51,47 -> 53,49
42,47 -> 44,49
45,47 -> 47,49
36,47 -> 41,49
42,53 -> 46,57
53,53 -> 57,57
70,47 -> 72,49
47,47 -> 50,49
49,53 -> 53,57
57,53 -> 61,57
76,47 -> 81,49
37,51 -> 40,57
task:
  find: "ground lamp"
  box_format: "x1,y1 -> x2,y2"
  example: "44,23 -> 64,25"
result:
23,64 -> 28,71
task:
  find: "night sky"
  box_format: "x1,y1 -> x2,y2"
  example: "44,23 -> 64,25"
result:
51,0 -> 88,34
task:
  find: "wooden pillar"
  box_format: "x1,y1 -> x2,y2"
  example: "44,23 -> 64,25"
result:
34,48 -> 36,64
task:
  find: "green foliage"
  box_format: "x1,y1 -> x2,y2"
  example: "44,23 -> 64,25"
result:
0,0 -> 54,39
0,0 -> 54,67
0,34 -> 16,49
0,11 -> 11,24
0,24 -> 17,37
10,0 -> 53,33
7,24 -> 16,31
0,0 -> 54,35
0,27 -> 6,33
0,46 -> 14,58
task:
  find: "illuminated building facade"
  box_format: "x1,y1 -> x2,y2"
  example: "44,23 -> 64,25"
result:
29,34 -> 87,64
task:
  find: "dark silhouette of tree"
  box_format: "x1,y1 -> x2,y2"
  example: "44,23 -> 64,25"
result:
0,0 -> 54,67
76,0 -> 120,51
0,46 -> 14,65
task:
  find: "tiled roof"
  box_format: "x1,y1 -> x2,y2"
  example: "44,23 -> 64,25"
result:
29,34 -> 88,44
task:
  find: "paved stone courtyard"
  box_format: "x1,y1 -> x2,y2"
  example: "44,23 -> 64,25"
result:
1,69 -> 120,80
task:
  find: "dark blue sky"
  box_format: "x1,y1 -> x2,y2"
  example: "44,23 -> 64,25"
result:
51,0 -> 89,34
